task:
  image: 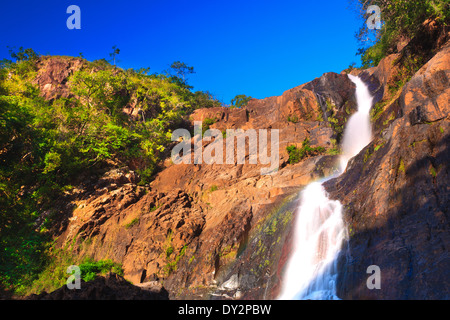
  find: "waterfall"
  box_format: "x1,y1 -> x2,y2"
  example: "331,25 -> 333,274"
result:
340,75 -> 373,172
277,74 -> 373,300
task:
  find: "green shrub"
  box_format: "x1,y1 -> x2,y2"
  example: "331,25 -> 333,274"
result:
162,245 -> 187,276
429,165 -> 437,178
398,159 -> 406,174
79,258 -> 124,282
286,137 -> 326,164
370,101 -> 386,121
327,147 -> 341,155
287,115 -> 299,123
202,117 -> 216,135
124,218 -> 140,229
166,246 -> 174,258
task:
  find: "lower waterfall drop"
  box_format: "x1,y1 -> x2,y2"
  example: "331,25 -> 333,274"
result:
278,74 -> 373,300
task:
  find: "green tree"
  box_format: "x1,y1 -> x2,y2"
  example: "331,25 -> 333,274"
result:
8,47 -> 39,62
167,61 -> 195,85
231,94 -> 252,109
191,91 -> 222,109
109,45 -> 120,66
69,68 -> 129,120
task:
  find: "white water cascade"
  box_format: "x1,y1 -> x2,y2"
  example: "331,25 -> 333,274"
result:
278,75 -> 373,300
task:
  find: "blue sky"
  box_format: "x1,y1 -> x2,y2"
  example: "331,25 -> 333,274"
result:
0,0 -> 364,104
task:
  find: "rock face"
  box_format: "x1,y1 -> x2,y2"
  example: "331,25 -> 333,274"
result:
301,72 -> 357,112
402,45 -> 449,125
325,39 -> 450,300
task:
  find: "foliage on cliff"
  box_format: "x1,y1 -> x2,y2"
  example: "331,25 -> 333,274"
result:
0,49 -> 221,294
355,0 -> 449,67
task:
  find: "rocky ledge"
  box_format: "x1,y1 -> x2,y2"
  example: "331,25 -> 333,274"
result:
25,273 -> 169,300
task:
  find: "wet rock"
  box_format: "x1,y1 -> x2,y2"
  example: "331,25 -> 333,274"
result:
220,274 -> 239,290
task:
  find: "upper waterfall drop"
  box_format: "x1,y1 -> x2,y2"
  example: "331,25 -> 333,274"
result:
277,75 -> 374,300
340,75 -> 373,172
